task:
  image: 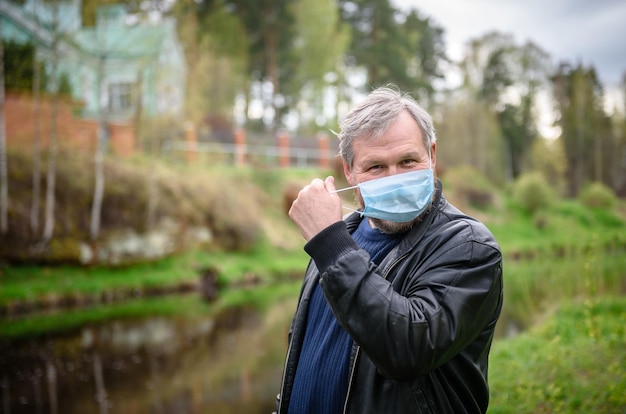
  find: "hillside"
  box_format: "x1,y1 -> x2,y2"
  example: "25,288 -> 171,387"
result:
1,148 -> 320,265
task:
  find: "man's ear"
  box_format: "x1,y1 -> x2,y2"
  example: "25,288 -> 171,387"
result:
343,160 -> 355,186
430,142 -> 437,172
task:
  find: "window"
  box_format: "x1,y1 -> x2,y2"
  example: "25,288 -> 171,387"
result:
108,83 -> 134,112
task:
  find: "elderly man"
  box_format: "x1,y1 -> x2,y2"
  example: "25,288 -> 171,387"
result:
275,85 -> 503,413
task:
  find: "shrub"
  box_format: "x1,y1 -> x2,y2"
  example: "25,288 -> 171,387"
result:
443,165 -> 496,210
512,172 -> 553,215
578,182 -> 617,210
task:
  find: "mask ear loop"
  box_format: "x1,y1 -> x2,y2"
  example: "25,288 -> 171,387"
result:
428,147 -> 433,171
329,185 -> 363,215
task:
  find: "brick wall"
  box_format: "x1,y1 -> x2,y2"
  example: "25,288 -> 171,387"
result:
5,92 -> 135,157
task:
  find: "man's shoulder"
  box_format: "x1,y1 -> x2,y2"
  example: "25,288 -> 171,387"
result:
433,198 -> 499,249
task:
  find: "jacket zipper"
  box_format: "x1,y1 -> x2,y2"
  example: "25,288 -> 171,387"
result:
277,334 -> 293,413
341,251 -> 410,413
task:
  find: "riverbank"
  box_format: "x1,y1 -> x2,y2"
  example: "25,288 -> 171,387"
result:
2,163 -> 626,337
1,162 -> 626,412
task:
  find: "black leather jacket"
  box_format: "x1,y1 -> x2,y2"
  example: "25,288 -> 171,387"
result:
276,180 -> 503,413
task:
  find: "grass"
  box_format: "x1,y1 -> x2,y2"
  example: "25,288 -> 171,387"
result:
485,199 -> 626,256
489,296 -> 626,413
501,245 -> 626,329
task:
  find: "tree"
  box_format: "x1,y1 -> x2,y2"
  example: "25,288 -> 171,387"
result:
529,137 -> 567,195
31,2 -> 43,236
552,63 -> 609,197
498,99 -> 533,179
0,19 -> 8,235
285,0 -> 350,131
616,73 -> 626,196
42,0 -> 61,243
172,1 -> 248,126
216,0 -> 296,130
339,0 -> 446,99
460,32 -> 552,180
401,10 -> 447,104
435,97 -> 505,183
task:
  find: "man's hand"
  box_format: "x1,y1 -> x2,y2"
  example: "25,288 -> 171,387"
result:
288,176 -> 343,241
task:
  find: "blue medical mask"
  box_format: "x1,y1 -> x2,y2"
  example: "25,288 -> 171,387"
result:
334,168 -> 434,223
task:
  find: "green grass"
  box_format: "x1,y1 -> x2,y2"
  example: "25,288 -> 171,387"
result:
0,236 -> 307,340
489,297 -> 626,413
485,199 -> 626,256
0,240 -> 308,306
502,246 -> 626,329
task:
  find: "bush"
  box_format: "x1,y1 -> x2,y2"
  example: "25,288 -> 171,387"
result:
512,172 -> 553,215
578,182 -> 617,210
443,165 -> 496,210
489,297 -> 626,413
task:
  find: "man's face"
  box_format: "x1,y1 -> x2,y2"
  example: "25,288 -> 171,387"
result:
343,110 -> 437,233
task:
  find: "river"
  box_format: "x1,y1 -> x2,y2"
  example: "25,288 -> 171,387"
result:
0,303 -> 293,414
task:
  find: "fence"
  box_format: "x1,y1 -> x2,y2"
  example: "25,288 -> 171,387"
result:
162,128 -> 339,169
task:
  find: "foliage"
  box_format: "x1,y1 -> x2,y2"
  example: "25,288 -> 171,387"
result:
5,1 -> 625,195
338,0 -> 446,100
173,1 -> 249,125
0,148 -> 273,262
441,165 -> 497,210
552,64 -> 616,197
529,137 -> 568,195
500,238 -> 626,330
435,100 -> 505,184
286,0 -> 350,116
461,33 -> 551,181
498,98 -> 535,179
489,297 -> 626,413
511,172 -> 553,215
3,40 -> 48,93
577,181 -> 617,210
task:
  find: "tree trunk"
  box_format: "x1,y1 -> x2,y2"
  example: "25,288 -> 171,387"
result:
42,1 -> 60,243
31,1 -> 43,235
42,86 -> 58,243
90,47 -> 106,240
0,26 -> 8,235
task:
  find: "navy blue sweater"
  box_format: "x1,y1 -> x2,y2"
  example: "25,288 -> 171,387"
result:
288,219 -> 402,413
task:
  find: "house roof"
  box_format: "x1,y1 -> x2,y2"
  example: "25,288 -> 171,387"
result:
75,23 -> 172,60
2,2 -> 177,61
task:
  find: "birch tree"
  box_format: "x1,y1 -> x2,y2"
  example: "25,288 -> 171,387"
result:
42,0 -> 60,243
31,1 -> 43,236
90,21 -> 107,241
0,19 -> 8,235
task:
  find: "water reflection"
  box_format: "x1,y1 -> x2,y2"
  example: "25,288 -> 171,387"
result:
0,305 -> 290,413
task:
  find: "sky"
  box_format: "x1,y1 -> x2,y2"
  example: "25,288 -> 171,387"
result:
394,0 -> 626,90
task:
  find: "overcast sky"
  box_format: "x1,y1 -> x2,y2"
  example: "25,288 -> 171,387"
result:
394,0 -> 626,89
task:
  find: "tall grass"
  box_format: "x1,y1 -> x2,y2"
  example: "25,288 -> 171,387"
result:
502,246 -> 626,330
489,297 -> 626,413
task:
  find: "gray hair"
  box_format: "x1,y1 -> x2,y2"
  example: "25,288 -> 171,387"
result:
337,85 -> 436,168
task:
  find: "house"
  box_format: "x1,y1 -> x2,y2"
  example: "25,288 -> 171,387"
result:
1,0 -> 187,155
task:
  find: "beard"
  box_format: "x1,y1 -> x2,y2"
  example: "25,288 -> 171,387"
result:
353,190 -> 431,235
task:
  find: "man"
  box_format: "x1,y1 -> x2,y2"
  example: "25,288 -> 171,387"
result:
275,85 -> 503,413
